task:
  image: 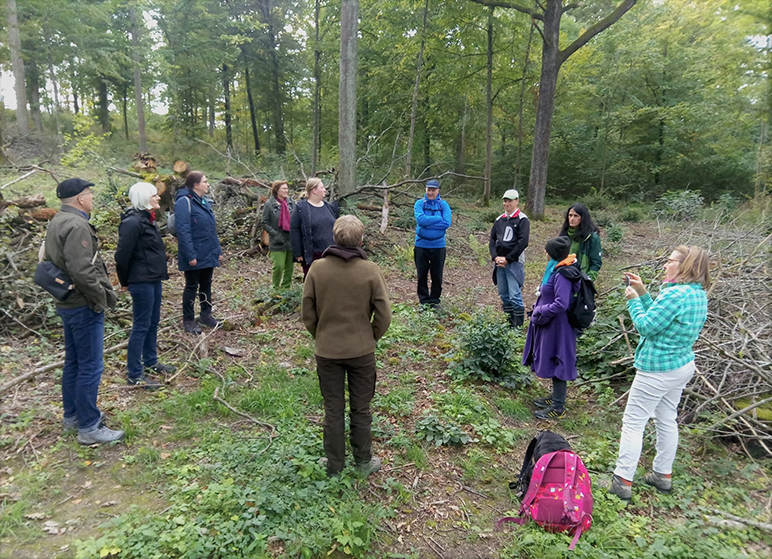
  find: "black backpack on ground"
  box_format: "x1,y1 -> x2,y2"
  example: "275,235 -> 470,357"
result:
510,430 -> 572,498
556,262 -> 597,331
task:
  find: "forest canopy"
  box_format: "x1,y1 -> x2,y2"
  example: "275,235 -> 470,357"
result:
0,0 -> 769,205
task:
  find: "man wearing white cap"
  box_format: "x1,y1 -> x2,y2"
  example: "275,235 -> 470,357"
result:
489,189 -> 530,328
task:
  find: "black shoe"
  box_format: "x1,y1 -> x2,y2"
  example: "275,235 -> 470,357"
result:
197,313 -> 222,328
183,319 -> 202,334
533,397 -> 553,408
512,308 -> 525,329
146,362 -> 177,375
534,406 -> 566,420
127,374 -> 162,390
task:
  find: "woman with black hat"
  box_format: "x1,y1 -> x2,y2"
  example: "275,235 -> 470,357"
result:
523,236 -> 580,419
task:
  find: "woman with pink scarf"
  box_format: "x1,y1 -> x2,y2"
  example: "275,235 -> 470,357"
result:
262,180 -> 297,289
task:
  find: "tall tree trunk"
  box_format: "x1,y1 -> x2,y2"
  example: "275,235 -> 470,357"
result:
456,96 -> 468,177
484,6 -> 494,205
312,0 -> 321,174
44,28 -> 62,136
130,7 -> 147,152
97,77 -> 110,133
73,88 -> 79,115
222,63 -> 233,152
258,0 -> 286,154
208,87 -> 215,137
6,0 -> 29,135
514,17 -> 534,190
123,83 -> 129,140
406,0 -> 430,179
245,65 -> 260,154
26,58 -> 43,132
338,0 -> 359,194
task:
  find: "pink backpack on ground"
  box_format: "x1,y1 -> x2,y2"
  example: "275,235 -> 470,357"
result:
499,447 -> 594,550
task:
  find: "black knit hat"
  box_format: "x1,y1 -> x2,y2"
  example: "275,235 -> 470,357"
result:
545,236 -> 571,261
57,178 -> 94,199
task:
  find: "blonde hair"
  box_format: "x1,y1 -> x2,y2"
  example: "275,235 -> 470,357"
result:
305,177 -> 323,197
673,245 -> 711,290
333,215 -> 365,247
271,180 -> 289,199
128,182 -> 157,211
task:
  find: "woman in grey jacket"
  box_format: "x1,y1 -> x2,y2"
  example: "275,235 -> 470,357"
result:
262,180 -> 296,289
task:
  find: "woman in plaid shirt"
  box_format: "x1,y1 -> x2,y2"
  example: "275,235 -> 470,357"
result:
609,245 -> 710,504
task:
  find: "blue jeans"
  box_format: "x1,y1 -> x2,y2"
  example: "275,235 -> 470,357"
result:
128,281 -> 162,378
57,305 -> 105,429
496,260 -> 525,311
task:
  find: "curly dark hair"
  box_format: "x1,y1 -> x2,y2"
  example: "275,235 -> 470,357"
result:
559,203 -> 598,239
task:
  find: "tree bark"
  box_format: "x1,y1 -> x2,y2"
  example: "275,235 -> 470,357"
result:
130,7 -> 147,152
123,83 -> 129,140
97,77 -> 110,134
44,23 -> 62,136
484,6 -> 494,206
456,96 -> 468,178
6,0 -> 29,135
26,58 -> 43,132
513,16 -> 534,190
406,0 -> 430,179
258,0 -> 286,154
312,0 -> 321,174
245,64 -> 260,154
222,63 -> 233,152
338,0 -> 359,194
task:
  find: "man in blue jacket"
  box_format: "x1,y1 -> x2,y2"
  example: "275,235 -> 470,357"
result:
413,179 -> 451,308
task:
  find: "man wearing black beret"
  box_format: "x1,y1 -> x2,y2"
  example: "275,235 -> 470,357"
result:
44,178 -> 123,444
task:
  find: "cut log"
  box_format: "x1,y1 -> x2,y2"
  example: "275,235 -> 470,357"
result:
29,208 -> 58,221
0,194 -> 47,210
173,160 -> 189,176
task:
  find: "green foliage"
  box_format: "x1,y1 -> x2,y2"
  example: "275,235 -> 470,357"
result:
61,113 -> 110,167
606,224 -> 625,244
415,414 -> 471,447
655,190 -> 705,221
446,309 -> 531,387
253,284 -> 304,315
468,234 -> 491,267
618,206 -> 645,223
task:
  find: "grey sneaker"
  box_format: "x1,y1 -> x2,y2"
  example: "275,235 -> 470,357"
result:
356,457 -> 382,476
183,319 -> 202,334
127,374 -> 162,390
607,474 -> 632,504
63,412 -> 105,435
643,471 -> 672,494
146,362 -> 176,375
77,425 -> 125,445
197,313 -> 222,328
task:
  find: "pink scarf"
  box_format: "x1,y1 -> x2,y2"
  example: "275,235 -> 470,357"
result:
278,198 -> 291,232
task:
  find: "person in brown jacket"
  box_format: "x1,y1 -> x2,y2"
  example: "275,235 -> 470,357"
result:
44,178 -> 123,445
302,215 -> 392,476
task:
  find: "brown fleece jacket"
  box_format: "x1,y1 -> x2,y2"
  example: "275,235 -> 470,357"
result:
302,246 -> 392,359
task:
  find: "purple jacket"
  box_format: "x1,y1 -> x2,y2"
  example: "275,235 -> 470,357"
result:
522,270 -> 579,381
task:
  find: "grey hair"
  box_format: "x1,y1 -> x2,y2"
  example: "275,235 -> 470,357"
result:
128,182 -> 157,211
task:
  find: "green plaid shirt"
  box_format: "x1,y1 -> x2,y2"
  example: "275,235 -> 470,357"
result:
627,283 -> 708,373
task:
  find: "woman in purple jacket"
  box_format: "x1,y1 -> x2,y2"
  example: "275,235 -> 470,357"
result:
523,237 -> 580,419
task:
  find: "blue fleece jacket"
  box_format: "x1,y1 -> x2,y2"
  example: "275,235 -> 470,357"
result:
414,195 -> 451,249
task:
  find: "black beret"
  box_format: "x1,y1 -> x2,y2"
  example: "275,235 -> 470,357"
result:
57,178 -> 95,199
545,236 -> 571,261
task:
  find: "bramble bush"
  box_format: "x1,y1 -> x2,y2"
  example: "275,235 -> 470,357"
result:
446,309 -> 531,387
655,190 -> 704,221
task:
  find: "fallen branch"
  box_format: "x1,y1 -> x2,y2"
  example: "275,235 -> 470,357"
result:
703,508 -> 772,533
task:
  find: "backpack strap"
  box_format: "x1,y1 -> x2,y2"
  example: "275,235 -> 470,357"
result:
521,451 -> 560,507
563,452 -> 578,518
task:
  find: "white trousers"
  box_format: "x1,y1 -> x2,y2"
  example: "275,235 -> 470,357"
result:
614,361 -> 695,481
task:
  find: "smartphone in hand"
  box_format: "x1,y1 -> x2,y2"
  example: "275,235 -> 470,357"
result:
624,276 -> 631,287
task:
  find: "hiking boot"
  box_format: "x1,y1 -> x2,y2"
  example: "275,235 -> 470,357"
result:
197,312 -> 222,329
643,471 -> 672,494
534,406 -> 566,420
607,474 -> 632,504
356,457 -> 382,476
319,456 -> 342,477
512,308 -> 525,329
145,362 -> 177,375
183,319 -> 202,334
127,374 -> 162,390
63,412 -> 104,435
77,425 -> 125,445
533,397 -> 553,409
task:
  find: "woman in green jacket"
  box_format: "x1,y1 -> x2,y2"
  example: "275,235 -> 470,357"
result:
262,180 -> 297,289
559,203 -> 602,281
